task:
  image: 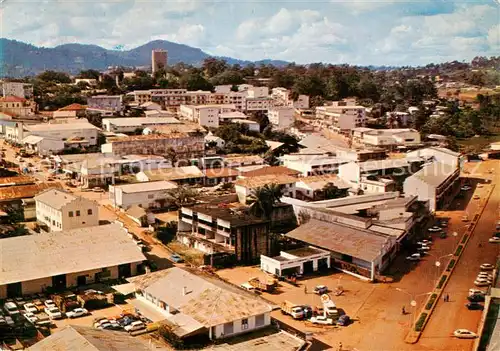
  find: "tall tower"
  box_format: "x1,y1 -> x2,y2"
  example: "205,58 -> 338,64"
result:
152,49 -> 168,74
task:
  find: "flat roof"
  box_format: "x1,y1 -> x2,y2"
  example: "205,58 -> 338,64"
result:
212,329 -> 305,351
235,174 -> 298,188
113,180 -> 177,193
142,166 -> 204,181
103,117 -> 180,126
34,188 -> 80,209
285,219 -> 389,262
224,154 -> 264,164
285,246 -> 328,258
187,204 -> 268,227
413,162 -> 458,187
295,174 -> 350,191
0,223 -> 146,285
25,122 -> 99,131
240,166 -> 300,178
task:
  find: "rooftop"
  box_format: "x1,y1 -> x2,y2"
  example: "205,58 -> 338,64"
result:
113,180 -> 177,193
0,176 -> 35,186
240,166 -> 300,178
358,157 -> 422,172
147,123 -> 206,135
0,183 -> 62,202
285,219 -> 389,262
187,204 -> 268,227
25,122 -> 99,132
284,246 -> 328,258
412,162 -> 458,187
129,268 -> 272,328
295,174 -> 351,191
204,168 -> 239,179
0,223 -> 146,286
223,154 -> 264,165
235,174 -> 298,188
118,133 -> 193,141
57,103 -> 87,111
141,166 -> 204,181
103,117 -> 180,127
34,188 -> 93,209
0,96 -> 26,103
212,329 -> 305,351
29,325 -> 163,351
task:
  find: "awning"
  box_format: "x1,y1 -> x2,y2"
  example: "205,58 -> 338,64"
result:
128,298 -> 168,322
22,135 -> 44,145
112,282 -> 136,296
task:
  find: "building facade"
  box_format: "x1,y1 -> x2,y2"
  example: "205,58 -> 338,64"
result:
109,180 -> 178,209
268,107 -> 294,130
152,49 -> 168,73
87,95 -> 123,112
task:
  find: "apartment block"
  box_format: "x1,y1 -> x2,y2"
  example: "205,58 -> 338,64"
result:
268,107 -> 295,130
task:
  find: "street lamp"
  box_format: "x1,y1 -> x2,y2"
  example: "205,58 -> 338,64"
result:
426,253 -> 453,284
395,288 -> 433,324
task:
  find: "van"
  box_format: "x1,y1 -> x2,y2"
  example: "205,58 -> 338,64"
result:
4,302 -> 19,316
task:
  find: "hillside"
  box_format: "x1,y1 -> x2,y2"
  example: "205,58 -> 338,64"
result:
0,39 -> 289,77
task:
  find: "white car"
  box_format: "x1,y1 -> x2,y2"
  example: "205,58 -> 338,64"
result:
24,303 -> 38,314
480,263 -> 494,270
124,320 -> 146,332
44,300 -> 56,308
489,237 -> 500,243
428,226 -> 442,232
44,306 -> 63,320
66,308 -> 88,319
310,315 -> 334,325
453,329 -> 477,339
23,312 -> 38,324
417,240 -> 432,246
3,302 -> 19,316
473,195 -> 480,200
406,253 -> 421,261
461,185 -> 472,191
417,245 -> 431,252
474,279 -> 492,287
477,273 -> 493,280
469,289 -> 486,296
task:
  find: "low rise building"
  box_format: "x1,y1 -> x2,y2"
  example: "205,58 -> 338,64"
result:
87,95 -> 123,112
0,223 -> 146,298
0,96 -> 36,117
204,168 -> 239,186
315,101 -> 366,133
353,128 -> 421,148
0,182 -> 62,209
109,180 -> 178,209
231,118 -> 260,132
1,82 -> 33,99
35,189 -> 99,231
102,117 -> 180,133
204,132 -> 225,148
245,97 -> 274,111
406,147 -> 462,168
24,122 -> 100,146
136,166 -> 204,184
260,247 -> 331,277
281,153 -> 347,176
246,86 -> 269,98
239,166 -> 300,178
180,104 -> 236,128
293,174 -> 351,201
52,103 -> 87,119
267,107 -> 294,130
235,174 -> 298,204
21,135 -> 65,155
223,155 -> 264,168
178,204 -> 271,263
127,268 -> 273,340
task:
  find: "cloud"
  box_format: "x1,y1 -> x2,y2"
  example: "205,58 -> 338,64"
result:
152,24 -> 207,47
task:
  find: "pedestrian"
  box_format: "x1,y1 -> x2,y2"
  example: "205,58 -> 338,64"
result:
338,342 -> 343,351
446,294 -> 450,302
304,286 -> 307,294
402,306 -> 406,315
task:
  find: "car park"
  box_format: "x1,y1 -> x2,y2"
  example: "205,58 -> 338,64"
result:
310,315 -> 334,325
66,308 -> 88,319
24,303 -> 38,314
453,329 -> 478,339
480,263 -> 494,270
4,302 -> 20,316
314,285 -> 328,294
124,320 -> 146,332
406,253 -> 421,261
44,306 -> 63,320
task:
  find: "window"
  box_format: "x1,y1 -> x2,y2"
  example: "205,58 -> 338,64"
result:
87,209 -> 93,215
148,194 -> 154,199
69,211 -> 74,217
76,210 -> 80,217
241,318 -> 249,330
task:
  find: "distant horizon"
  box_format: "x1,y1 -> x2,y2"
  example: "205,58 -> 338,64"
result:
0,37 -> 489,69
1,0 -> 498,66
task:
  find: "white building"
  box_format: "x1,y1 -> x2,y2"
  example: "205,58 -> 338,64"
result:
74,78 -> 98,86
102,117 -> 180,133
0,223 -> 146,298
87,95 -> 123,112
21,135 -> 65,156
218,111 -> 248,122
268,107 -> 295,130
281,153 -> 347,176
1,82 -> 33,99
34,189 -> 99,231
235,174 -> 297,204
353,128 -> 421,148
205,132 -> 225,148
246,86 -> 269,98
128,268 -> 272,340
406,147 -> 462,168
316,102 -> 366,133
245,97 -> 274,111
179,104 -> 236,128
260,247 -> 331,277
223,155 -> 265,168
109,180 -> 178,209
231,119 -> 260,132
24,122 -> 100,146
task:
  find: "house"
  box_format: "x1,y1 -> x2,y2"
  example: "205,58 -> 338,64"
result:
21,135 -> 65,155
267,107 -> 294,130
281,153 -> 347,176
102,117 -> 180,133
260,247 -> 331,277
136,166 -> 204,185
0,223 -> 146,298
235,174 -> 298,204
24,122 -> 100,147
34,189 -> 99,231
205,132 -> 225,148
178,205 -> 271,263
109,180 -> 178,209
179,104 -> 236,128
0,96 -> 36,117
29,325 -> 166,351
127,267 -> 273,340
239,166 -> 300,178
293,174 -> 351,201
52,103 -> 87,119
204,168 -> 239,186
406,147 -> 462,168
231,119 -> 260,132
223,155 -> 264,168
101,133 -> 205,159
0,182 -> 62,209
87,95 -> 123,112
403,162 -> 460,212
315,102 -> 366,133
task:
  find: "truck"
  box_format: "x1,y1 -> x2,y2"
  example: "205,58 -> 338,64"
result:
280,301 -> 304,320
53,293 -> 80,313
248,277 -> 277,292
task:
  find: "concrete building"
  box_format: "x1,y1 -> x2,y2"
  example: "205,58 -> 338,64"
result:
271,88 -> 309,109
293,174 -> 351,201
0,182 -> 62,210
204,168 -> 239,186
204,132 -> 225,148
245,97 -> 274,111
74,78 -> 98,86
127,268 -> 273,340
0,96 -> 36,117
315,102 -> 366,133
260,247 -> 331,277
235,174 -> 298,204
179,104 -> 236,128
178,204 -> 271,263
231,119 -> 260,132
0,223 -> 146,298
136,166 -> 204,184
246,86 -> 269,98
152,49 -> 168,73
52,103 -> 87,119
102,117 -> 180,133
87,95 -> 123,113
21,135 -> 65,155
24,122 -> 100,146
406,147 -> 462,168
281,153 -> 347,176
223,155 -> 264,168
353,128 -> 421,148
101,133 -> 205,159
403,162 -> 460,212
1,82 -> 33,99
35,189 -> 99,231
109,180 -> 178,209
218,111 -> 248,122
268,107 -> 294,130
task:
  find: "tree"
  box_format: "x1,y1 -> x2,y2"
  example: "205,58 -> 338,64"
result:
202,58 -> 228,78
164,187 -> 198,208
248,183 -> 283,218
179,71 -> 213,91
165,147 -> 178,166
316,183 -> 348,201
37,70 -> 71,83
77,69 -> 100,79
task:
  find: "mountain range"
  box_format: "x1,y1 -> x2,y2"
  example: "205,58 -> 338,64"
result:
0,39 -> 289,77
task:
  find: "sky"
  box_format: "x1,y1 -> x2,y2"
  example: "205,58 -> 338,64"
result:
0,0 -> 499,66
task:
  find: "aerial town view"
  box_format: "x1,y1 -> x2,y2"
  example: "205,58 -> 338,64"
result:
0,0 -> 499,350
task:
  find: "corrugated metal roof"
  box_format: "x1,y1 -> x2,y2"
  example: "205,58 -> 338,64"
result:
34,188 -> 79,209
235,174 -> 298,188
0,183 -> 62,202
142,166 -> 204,181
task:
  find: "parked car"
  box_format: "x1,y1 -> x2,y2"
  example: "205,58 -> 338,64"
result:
417,246 -> 430,252
23,312 -> 38,324
417,240 -> 432,246
92,187 -> 104,192
313,285 -> 328,295
24,303 -> 38,314
5,316 -> 15,327
93,318 -> 109,328
466,302 -> 484,311
170,254 -> 184,263
33,300 -> 45,313
467,294 -> 485,303
406,253 -> 421,261
301,305 -> 313,319
488,237 -> 500,243
44,300 -> 56,308
337,315 -> 351,326
480,263 -> 494,270
66,308 -> 88,319
428,226 -> 442,232
310,315 -> 334,325
440,220 -> 448,227
44,306 -> 63,320
474,279 -> 492,287
4,302 -> 19,316
124,320 -> 146,332
469,289 -> 486,296
461,185 -> 472,191
453,329 -> 478,339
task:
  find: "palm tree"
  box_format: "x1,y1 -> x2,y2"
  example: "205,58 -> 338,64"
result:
316,183 -> 348,201
164,186 -> 198,208
248,183 -> 284,219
